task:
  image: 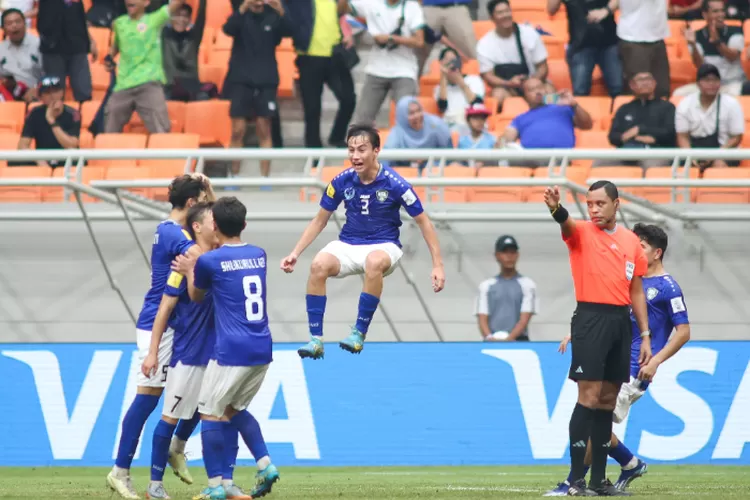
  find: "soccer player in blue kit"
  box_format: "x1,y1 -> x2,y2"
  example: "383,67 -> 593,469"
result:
172,197 -> 279,500
108,174 -> 214,499
280,125 -> 446,358
545,224 -> 691,497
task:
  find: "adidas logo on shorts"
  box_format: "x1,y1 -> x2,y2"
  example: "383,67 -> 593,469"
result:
572,440 -> 586,448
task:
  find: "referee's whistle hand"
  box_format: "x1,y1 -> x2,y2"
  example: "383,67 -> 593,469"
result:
543,186 -> 560,210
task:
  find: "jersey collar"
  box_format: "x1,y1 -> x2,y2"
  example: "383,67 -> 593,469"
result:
223,243 -> 249,247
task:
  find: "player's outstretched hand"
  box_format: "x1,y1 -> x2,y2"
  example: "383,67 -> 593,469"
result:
141,351 -> 158,378
637,358 -> 659,382
171,254 -> 195,275
431,265 -> 445,292
543,186 -> 561,211
280,253 -> 298,273
558,335 -> 571,353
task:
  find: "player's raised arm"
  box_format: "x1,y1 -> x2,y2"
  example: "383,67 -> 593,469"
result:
544,186 -> 577,239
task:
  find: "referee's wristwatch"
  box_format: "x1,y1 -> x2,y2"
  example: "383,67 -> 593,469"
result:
640,330 -> 651,338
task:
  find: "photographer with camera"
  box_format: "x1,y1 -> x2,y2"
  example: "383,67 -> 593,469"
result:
435,47 -> 485,132
340,0 -> 425,126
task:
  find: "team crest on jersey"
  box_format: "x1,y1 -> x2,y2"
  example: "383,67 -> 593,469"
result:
376,190 -> 389,202
647,287 -> 659,301
344,187 -> 355,200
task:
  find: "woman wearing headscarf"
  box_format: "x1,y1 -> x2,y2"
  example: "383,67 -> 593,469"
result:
384,95 -> 453,168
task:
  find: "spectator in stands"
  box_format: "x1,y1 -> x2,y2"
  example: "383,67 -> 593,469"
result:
676,63 -> 745,171
293,0 -> 356,149
162,0 -> 216,102
502,78 -> 593,167
87,0 -> 117,28
618,0 -> 670,98
597,71 -> 675,169
384,95 -> 452,169
37,0 -> 96,103
17,75 -> 80,168
457,103 -> 497,167
668,0 -> 702,20
225,0 -> 294,178
548,0 -> 622,97
675,0 -> 745,97
417,0 -> 476,75
345,0 -> 425,126
1,0 -> 36,26
477,0 -> 552,112
435,48 -> 485,133
104,0 -> 181,134
0,8 -> 42,102
475,235 -> 538,342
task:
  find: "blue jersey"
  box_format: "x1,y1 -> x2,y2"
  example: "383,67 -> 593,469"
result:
320,165 -> 424,247
193,244 -> 272,367
164,270 -> 215,367
630,274 -> 689,383
136,220 -> 195,331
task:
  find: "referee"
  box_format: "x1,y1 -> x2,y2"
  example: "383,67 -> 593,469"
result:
544,181 -> 652,496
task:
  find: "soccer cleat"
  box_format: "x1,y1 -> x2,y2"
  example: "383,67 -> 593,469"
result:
589,478 -> 632,496
250,464 -> 280,498
339,327 -> 365,354
168,449 -> 193,484
106,471 -> 140,499
566,479 -> 596,496
543,481 -> 570,496
614,460 -> 648,491
224,484 -> 252,499
145,482 -> 171,499
297,337 -> 325,359
192,485 -> 226,500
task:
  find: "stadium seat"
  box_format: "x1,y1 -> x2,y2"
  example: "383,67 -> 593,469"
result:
529,165 -> 590,203
378,128 -> 390,146
575,97 -> 611,130
206,0 -> 233,29
576,130 -> 612,149
497,96 -> 529,119
47,166 -> 105,202
140,133 -> 201,170
389,97 -> 440,127
126,101 -> 187,134
739,96 -> 750,122
429,164 -> 475,203
468,166 -> 533,202
80,100 -> 102,130
89,62 -> 112,101
0,132 -> 20,167
278,37 -> 294,52
392,167 -> 426,199
91,133 -> 148,168
208,49 -> 231,67
88,27 -> 111,63
543,38 -> 565,60
669,59 -> 696,93
642,167 -> 698,203
472,21 -> 494,40
0,165 -> 49,202
0,101 -> 27,133
488,116 -> 513,133
696,168 -> 750,204
184,101 -> 231,146
277,51 -> 297,99
545,59 -> 573,92
199,64 -> 228,92
214,30 -> 233,50
105,164 -> 152,198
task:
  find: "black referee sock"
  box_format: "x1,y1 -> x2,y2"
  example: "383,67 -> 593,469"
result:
589,408 -> 615,486
569,403 -> 594,483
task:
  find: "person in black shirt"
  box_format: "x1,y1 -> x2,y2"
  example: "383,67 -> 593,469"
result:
17,75 -> 81,168
595,71 -> 675,170
224,0 -> 294,179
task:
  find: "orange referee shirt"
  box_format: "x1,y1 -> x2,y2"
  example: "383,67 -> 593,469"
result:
564,221 -> 648,306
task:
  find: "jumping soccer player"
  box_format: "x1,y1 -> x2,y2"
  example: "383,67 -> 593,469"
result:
173,197 -> 279,500
544,223 -> 691,497
280,124 -> 445,358
107,174 -> 214,499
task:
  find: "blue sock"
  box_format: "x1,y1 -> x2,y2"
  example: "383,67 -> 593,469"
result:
566,465 -> 590,484
354,292 -> 379,335
174,410 -> 200,441
201,420 -> 227,480
609,440 -> 635,467
115,394 -> 160,469
223,425 -> 240,480
306,294 -> 327,337
150,420 -> 176,481
230,410 -> 269,460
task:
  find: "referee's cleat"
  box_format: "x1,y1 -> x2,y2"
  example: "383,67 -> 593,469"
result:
106,471 -> 140,499
298,337 -> 324,359
339,327 -> 365,354
566,479 -> 596,496
192,485 -> 226,500
589,478 -> 632,496
614,460 -> 648,491
250,464 -> 280,498
544,481 -> 570,496
168,449 -> 193,484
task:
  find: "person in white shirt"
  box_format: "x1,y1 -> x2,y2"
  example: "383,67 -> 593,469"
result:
618,0 -> 671,98
342,0 -> 425,126
477,0 -> 552,111
674,0 -> 745,96
434,47 -> 485,132
675,63 -> 745,171
0,8 -> 42,102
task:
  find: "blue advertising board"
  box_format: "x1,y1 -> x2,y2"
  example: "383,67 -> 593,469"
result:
0,342 -> 748,466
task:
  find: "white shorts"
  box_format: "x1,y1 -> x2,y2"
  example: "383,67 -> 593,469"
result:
136,327 -> 174,388
163,362 -> 206,420
613,377 -> 646,424
197,360 -> 269,418
319,240 -> 403,278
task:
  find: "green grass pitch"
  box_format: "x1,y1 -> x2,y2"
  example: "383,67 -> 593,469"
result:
1,466 -> 748,499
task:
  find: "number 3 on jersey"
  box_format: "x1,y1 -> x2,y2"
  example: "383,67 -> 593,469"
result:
360,197 -> 369,215
242,275 -> 264,321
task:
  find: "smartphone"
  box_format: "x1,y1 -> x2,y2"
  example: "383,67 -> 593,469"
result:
544,93 -> 559,105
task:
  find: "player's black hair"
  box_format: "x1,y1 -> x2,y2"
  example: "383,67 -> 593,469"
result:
346,124 -> 381,150
1,8 -> 24,27
702,0 -> 723,12
439,46 -> 459,61
212,196 -> 246,238
487,0 -> 510,16
186,201 -> 214,240
588,180 -> 619,201
633,223 -> 668,260
168,175 -> 207,209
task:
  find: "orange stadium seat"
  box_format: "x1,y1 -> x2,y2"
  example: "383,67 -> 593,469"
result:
576,97 -> 611,130
88,27 -> 111,63
0,132 -> 20,167
199,64 -> 228,92
208,49 -> 231,68
91,133 -> 148,168
546,59 -> 573,91
576,130 -> 612,149
105,164 -> 152,198
0,166 -> 49,202
206,1 -> 233,29
696,168 -> 750,204
529,166 -> 590,203
140,133 -> 201,170
473,21 -> 494,40
214,30 -> 233,51
276,51 -> 297,99
278,38 -> 294,52
378,128 -> 390,146
80,100 -> 101,130
468,166 -> 533,202
430,165 -> 476,203
47,166 -> 105,202
126,101 -> 187,134
498,96 -> 529,119
184,100 -> 231,146
642,167 -> 698,203
0,101 -> 27,133
90,62 -> 113,101
669,59 -> 696,93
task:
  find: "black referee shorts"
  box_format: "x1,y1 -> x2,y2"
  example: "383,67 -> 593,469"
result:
568,302 -> 632,384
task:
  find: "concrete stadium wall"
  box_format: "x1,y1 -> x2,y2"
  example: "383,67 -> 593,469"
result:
1,199 -> 749,343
